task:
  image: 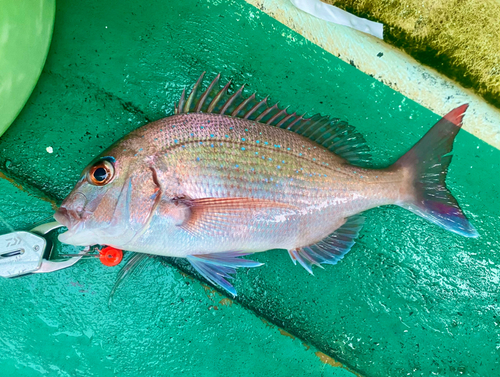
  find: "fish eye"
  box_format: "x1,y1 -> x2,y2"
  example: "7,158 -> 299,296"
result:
88,159 -> 115,186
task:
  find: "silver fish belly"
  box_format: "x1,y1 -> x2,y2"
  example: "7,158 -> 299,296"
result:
54,74 -> 477,294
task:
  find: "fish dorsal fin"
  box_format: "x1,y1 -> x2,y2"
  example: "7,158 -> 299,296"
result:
175,73 -> 371,166
288,215 -> 364,274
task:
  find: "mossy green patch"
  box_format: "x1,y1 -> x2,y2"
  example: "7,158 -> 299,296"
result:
323,0 -> 500,109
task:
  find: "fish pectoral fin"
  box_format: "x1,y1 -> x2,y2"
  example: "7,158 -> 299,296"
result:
289,215 -> 364,274
176,197 -> 297,236
187,252 -> 263,296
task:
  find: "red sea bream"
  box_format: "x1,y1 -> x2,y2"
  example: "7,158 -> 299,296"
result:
54,74 -> 478,294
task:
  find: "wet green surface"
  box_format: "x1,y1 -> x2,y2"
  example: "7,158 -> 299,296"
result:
0,175 -> 352,376
0,0 -> 499,376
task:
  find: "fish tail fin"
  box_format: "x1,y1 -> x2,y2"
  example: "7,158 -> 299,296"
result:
394,104 -> 478,237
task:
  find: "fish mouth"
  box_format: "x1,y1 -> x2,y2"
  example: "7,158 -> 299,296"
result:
54,206 -> 94,246
55,206 -> 94,226
54,207 -> 79,229
54,192 -> 91,230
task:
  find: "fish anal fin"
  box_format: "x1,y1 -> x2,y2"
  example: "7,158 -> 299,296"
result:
187,252 -> 263,296
289,215 -> 364,273
176,74 -> 371,166
177,197 -> 297,236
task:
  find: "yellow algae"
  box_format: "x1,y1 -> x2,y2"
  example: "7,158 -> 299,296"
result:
178,270 -> 195,280
0,172 -> 25,193
202,284 -> 218,299
315,351 -> 343,367
322,0 -> 500,108
0,171 -> 57,210
218,298 -> 233,306
278,329 -> 296,340
260,318 -> 275,329
315,352 -> 364,376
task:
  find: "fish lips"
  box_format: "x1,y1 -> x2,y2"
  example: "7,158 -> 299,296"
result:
54,216 -> 99,247
55,192 -> 89,225
54,192 -> 95,245
54,207 -> 79,228
54,205 -> 93,228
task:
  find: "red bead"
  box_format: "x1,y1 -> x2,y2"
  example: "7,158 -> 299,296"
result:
99,246 -> 123,267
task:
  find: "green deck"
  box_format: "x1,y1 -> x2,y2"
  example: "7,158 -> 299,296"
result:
0,0 -> 499,376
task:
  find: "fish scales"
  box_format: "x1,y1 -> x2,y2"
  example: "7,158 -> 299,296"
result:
54,74 -> 477,295
98,113 -> 405,256
127,113 -> 399,206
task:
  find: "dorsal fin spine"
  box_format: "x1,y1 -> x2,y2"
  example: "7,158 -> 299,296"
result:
176,73 -> 372,166
196,74 -> 220,112
276,112 -> 296,128
208,80 -> 231,113
176,89 -> 186,115
220,85 -> 244,115
184,72 -> 205,113
231,93 -> 256,117
286,114 -> 305,130
243,97 -> 268,119
256,102 -> 278,122
266,107 -> 289,125
291,118 -> 313,134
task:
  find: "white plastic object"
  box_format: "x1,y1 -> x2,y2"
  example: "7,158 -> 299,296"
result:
290,0 -> 384,39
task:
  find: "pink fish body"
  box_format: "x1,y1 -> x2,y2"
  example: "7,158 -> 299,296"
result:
55,74 -> 477,294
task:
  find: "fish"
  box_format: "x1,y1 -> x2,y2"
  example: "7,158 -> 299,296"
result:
54,73 -> 478,295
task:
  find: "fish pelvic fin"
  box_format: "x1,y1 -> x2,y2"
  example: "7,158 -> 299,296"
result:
187,252 -> 263,296
395,104 -> 478,238
289,215 -> 364,274
108,253 -> 150,306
